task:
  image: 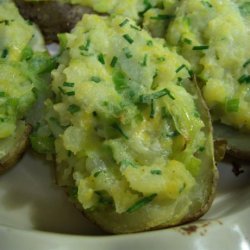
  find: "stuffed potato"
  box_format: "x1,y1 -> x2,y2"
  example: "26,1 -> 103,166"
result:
31,14 -> 217,233
0,0 -> 53,174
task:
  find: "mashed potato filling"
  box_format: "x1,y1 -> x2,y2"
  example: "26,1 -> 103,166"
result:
166,0 -> 250,132
48,14 -> 208,215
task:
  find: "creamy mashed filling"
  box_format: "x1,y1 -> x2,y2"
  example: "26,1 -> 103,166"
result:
47,14 -> 208,215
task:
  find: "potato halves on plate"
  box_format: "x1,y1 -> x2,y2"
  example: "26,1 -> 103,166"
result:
38,15 -> 217,233
0,0 -> 53,174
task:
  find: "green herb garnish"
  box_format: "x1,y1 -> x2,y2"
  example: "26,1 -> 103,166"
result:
192,45 -> 209,50
183,38 -> 192,45
66,91 -> 75,96
68,104 -> 80,114
0,92 -> 6,97
201,1 -> 213,8
97,53 -> 105,65
63,82 -> 75,87
140,88 -> 175,104
243,59 -> 250,68
238,74 -> 250,84
127,193 -> 157,213
1,48 -> 8,58
147,40 -> 153,46
150,170 -> 162,175
150,99 -> 155,118
141,54 -> 148,67
112,123 -> 129,139
90,76 -> 101,83
150,14 -> 175,20
123,47 -> 133,58
130,24 -> 141,31
110,56 -> 118,67
119,19 -> 129,27
79,39 -> 90,51
123,34 -> 134,44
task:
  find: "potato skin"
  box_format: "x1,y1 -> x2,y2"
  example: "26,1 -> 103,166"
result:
0,124 -> 31,175
14,0 -> 91,42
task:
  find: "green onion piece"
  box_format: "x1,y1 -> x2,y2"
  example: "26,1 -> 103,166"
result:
238,74 -> 250,84
199,146 -> 205,152
150,170 -> 162,175
66,91 -> 75,96
110,56 -> 118,67
113,70 -> 127,92
157,57 -> 166,62
112,123 -> 129,139
130,24 -> 141,31
243,59 -> 250,68
127,193 -> 157,213
90,76 -> 101,83
58,86 -> 65,94
63,82 -> 75,87
68,104 -> 80,114
226,98 -> 239,112
183,38 -> 192,45
0,91 -> 6,97
192,45 -> 209,50
140,88 -> 175,104
147,40 -> 153,46
123,34 -> 134,44
150,99 -> 155,118
97,53 -> 105,65
176,64 -> 186,73
150,15 -> 175,20
119,19 -> 129,27
1,48 -> 8,58
79,39 -> 90,51
0,19 -> 13,25
95,191 -> 113,205
141,54 -> 148,66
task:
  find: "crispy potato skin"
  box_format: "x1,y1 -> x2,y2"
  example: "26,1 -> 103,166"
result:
0,124 -> 31,175
14,0 -> 91,42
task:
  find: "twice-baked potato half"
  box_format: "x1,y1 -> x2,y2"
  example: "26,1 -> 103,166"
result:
32,14 -> 217,233
0,0 -> 53,174
166,0 -> 250,160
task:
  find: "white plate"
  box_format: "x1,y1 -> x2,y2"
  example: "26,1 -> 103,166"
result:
0,152 -> 249,250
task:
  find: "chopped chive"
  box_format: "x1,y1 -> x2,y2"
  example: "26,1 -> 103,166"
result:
90,76 -> 101,83
112,123 -> 129,139
110,56 -> 118,67
238,74 -> 250,84
141,54 -> 148,66
198,146 -> 205,152
150,99 -> 155,118
130,24 -> 141,31
123,34 -> 134,44
147,40 -> 153,46
192,45 -> 209,50
243,59 -> 250,68
97,53 -> 105,65
95,191 -> 113,205
58,86 -> 65,94
150,14 -> 175,20
79,39 -> 90,51
68,104 -> 81,114
123,47 -> 133,58
150,170 -> 162,175
183,38 -> 192,45
194,111 -> 200,118
0,91 -> 6,97
69,186 -> 78,199
226,98 -> 239,112
1,48 -> 8,58
92,111 -> 98,117
63,82 -> 75,87
179,183 -> 186,193
66,91 -> 75,96
120,160 -> 137,168
67,150 -> 72,157
119,19 -> 129,27
176,64 -> 186,73
140,88 -> 175,104
127,193 -> 157,213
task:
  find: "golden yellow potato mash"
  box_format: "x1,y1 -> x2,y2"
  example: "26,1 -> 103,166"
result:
37,14 -> 216,233
166,0 -> 250,132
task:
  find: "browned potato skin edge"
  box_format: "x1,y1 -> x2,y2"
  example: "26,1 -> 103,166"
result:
0,124 -> 32,175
